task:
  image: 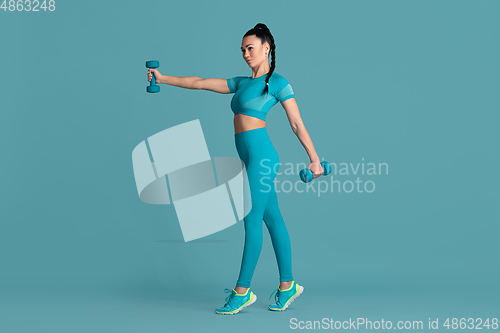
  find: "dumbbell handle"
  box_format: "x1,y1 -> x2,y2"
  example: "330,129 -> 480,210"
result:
149,69 -> 157,86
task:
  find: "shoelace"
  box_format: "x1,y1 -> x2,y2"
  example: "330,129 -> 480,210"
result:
222,288 -> 236,309
269,288 -> 282,305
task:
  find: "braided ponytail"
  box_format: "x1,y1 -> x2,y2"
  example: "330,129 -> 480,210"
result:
244,23 -> 276,95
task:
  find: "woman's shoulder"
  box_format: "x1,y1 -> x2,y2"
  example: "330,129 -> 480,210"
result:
270,72 -> 292,86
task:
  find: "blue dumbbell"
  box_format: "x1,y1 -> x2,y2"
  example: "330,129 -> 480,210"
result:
299,161 -> 332,183
146,60 -> 160,93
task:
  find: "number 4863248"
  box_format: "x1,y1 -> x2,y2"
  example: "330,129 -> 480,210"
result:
1,0 -> 56,11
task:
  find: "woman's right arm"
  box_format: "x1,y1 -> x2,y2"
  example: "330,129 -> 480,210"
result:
148,69 -> 231,94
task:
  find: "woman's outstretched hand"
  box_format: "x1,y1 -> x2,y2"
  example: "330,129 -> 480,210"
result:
147,68 -> 163,84
308,161 -> 324,179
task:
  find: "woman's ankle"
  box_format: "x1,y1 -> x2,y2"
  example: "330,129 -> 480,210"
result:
279,281 -> 293,290
234,286 -> 249,294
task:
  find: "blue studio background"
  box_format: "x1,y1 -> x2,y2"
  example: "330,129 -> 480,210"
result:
1,0 -> 498,332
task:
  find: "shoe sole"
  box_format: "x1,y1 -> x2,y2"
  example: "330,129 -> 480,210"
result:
215,294 -> 257,315
269,285 -> 304,311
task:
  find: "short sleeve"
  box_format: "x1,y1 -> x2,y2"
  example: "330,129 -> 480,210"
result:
227,76 -> 244,93
272,76 -> 295,103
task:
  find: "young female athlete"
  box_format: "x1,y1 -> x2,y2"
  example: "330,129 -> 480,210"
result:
147,23 -> 323,314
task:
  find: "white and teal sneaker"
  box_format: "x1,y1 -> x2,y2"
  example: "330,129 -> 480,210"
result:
215,288 -> 257,315
268,281 -> 304,311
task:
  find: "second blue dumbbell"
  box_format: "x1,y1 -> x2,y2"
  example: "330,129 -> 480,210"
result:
299,161 -> 332,183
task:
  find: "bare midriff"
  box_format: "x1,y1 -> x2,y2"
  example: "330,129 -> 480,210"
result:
234,114 -> 266,134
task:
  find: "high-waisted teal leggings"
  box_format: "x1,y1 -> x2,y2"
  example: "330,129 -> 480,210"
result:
234,127 -> 294,288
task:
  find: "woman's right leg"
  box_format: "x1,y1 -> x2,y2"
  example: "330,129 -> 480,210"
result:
235,159 -> 273,289
234,128 -> 276,289
263,184 -> 294,284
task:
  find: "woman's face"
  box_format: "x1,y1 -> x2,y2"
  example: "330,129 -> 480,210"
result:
241,35 -> 269,68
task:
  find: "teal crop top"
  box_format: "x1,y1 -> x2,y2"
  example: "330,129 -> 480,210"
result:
226,72 -> 295,121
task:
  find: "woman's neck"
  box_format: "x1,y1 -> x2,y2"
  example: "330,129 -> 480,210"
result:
251,64 -> 271,78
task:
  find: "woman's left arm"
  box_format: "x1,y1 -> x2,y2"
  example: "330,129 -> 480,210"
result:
281,98 -> 324,179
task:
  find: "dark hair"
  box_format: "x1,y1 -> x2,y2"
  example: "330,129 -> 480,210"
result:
243,23 -> 275,95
